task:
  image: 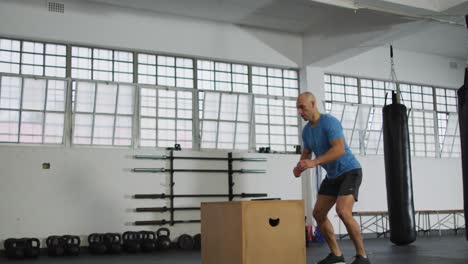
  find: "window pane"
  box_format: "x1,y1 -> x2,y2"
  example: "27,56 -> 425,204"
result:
0,76 -> 22,109
22,78 -> 46,110
20,111 -> 44,143
75,82 -> 96,113
44,112 -> 64,143
46,80 -> 66,111
93,114 -> 114,145
0,110 -> 19,142
140,86 -> 192,148
95,83 -> 118,114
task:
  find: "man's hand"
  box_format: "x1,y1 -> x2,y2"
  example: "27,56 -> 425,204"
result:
297,159 -> 319,172
293,165 -> 303,177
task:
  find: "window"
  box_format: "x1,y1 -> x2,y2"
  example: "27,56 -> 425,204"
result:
138,54 -> 193,88
1,36 -> 301,152
436,87 -> 459,157
0,38 -> 66,77
359,79 -> 394,106
408,110 -> 436,157
199,91 -> 251,150
400,84 -> 434,110
324,74 -> 358,105
71,47 -> 133,83
0,39 -> 19,74
197,60 -> 248,93
252,67 -> 299,97
254,97 -> 298,152
325,73 -> 459,158
252,66 -> 299,152
437,113 -> 460,158
0,75 -> 66,143
140,86 -> 193,149
72,80 -> 135,146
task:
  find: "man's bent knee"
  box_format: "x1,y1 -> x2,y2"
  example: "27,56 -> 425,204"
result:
336,207 -> 353,222
313,209 -> 328,223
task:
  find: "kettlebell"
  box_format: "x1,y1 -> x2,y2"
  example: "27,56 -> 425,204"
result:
104,233 -> 122,254
122,231 -> 140,253
24,238 -> 40,258
156,228 -> 172,250
5,238 -> 25,259
177,234 -> 194,250
46,236 -> 65,256
88,233 -> 107,254
193,233 -> 201,250
62,235 -> 80,256
139,231 -> 156,253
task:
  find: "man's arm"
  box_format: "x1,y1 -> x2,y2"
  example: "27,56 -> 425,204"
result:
315,138 -> 345,165
293,148 -> 312,177
300,148 -> 312,161
297,138 -> 345,171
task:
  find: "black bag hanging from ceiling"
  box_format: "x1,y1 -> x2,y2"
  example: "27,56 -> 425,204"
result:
457,67 -> 468,241
382,91 -> 416,245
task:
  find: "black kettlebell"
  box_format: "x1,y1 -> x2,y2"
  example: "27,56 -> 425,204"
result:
24,238 -> 40,258
104,233 -> 122,254
47,236 -> 65,256
156,228 -> 172,250
139,231 -> 156,253
5,238 -> 25,259
88,233 -> 107,254
177,234 -> 194,250
122,231 -> 140,253
193,233 -> 201,250
62,235 -> 80,256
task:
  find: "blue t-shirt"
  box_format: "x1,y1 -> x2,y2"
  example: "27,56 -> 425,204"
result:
302,114 -> 361,179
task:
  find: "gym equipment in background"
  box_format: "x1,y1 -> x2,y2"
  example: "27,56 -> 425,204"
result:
382,46 -> 416,245
132,151 -> 268,226
155,228 -> 172,250
458,67 -> 468,241
62,235 -> 80,256
46,236 -> 66,256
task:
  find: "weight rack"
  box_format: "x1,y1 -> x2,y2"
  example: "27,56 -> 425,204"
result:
132,151 -> 268,225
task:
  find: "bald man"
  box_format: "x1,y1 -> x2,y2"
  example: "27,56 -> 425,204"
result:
294,92 -> 370,264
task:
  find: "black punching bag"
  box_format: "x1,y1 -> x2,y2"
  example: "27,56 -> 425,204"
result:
382,92 -> 416,245
458,67 -> 468,241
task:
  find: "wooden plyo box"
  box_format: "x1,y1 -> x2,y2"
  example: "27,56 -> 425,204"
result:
201,200 -> 305,264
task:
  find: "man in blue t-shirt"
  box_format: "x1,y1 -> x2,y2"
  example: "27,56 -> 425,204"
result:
294,92 -> 370,264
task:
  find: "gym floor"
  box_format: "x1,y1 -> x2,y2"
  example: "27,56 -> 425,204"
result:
3,234 -> 467,264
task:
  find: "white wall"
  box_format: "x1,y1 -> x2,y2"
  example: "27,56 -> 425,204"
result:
325,46 -> 465,88
0,145 -> 301,246
0,0 -> 302,67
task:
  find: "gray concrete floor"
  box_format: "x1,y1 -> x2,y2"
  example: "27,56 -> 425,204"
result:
2,234 -> 468,263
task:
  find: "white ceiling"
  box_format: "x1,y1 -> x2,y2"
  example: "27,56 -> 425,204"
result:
86,0 -> 468,60
393,23 -> 468,59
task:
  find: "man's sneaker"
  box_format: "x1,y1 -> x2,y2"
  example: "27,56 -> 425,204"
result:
351,255 -> 371,264
317,253 -> 346,264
